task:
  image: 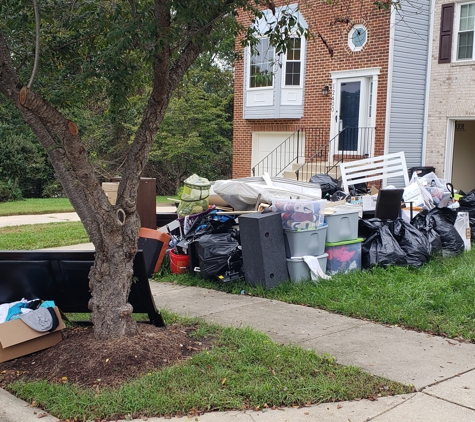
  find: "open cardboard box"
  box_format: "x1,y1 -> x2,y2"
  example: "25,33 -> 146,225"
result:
350,186 -> 379,211
0,306 -> 66,363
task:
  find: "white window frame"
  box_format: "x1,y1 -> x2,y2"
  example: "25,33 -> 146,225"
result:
348,24 -> 368,52
455,1 -> 475,61
247,38 -> 275,90
281,36 -> 305,88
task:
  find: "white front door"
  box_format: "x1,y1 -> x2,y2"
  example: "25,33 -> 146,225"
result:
330,68 -> 379,158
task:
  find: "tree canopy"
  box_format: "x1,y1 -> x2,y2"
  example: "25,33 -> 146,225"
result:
0,0 -> 399,340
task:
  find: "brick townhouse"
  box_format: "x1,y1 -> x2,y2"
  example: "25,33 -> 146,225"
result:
232,0 -> 432,186
427,0 -> 475,193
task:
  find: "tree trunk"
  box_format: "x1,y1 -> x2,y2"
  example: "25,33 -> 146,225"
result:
0,9 -> 206,340
89,248 -> 138,339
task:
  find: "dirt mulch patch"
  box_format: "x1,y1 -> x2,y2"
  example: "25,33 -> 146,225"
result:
0,323 -> 213,389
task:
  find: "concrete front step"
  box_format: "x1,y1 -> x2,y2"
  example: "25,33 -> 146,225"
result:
284,168 -> 339,181
291,162 -> 331,172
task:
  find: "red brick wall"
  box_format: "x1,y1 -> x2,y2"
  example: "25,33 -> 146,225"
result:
232,0 -> 391,178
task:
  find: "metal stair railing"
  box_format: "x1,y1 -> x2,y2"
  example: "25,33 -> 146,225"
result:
251,129 -> 305,178
294,127 -> 375,181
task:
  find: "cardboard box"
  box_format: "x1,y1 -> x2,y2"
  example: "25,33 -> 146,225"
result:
350,194 -> 378,211
0,307 -> 65,363
102,182 -> 119,205
362,195 -> 378,211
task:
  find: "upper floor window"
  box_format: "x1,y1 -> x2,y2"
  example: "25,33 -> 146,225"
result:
348,24 -> 368,52
457,2 -> 475,59
284,38 -> 302,86
249,38 -> 275,88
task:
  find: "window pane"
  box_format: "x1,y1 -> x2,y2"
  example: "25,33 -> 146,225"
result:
460,4 -> 475,31
458,31 -> 474,59
285,62 -> 301,86
249,39 -> 274,88
352,28 -> 367,47
287,38 -> 301,61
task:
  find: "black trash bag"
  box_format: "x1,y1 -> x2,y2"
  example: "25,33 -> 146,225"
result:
458,189 -> 475,208
196,232 -> 242,280
413,208 -> 464,257
348,182 -> 368,196
390,218 -> 431,268
411,210 -> 443,256
330,190 -> 350,202
183,211 -> 237,242
309,174 -> 339,197
362,225 -> 407,269
430,207 -> 465,257
358,217 -> 385,239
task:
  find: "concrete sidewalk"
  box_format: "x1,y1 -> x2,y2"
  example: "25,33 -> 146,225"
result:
3,282 -> 474,421
0,212 -> 81,227
0,206 -> 176,228
1,213 -> 475,421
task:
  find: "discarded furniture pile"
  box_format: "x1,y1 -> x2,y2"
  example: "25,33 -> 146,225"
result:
0,250 -> 164,362
161,153 -> 472,290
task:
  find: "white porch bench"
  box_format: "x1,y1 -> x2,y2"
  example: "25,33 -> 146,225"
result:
339,151 -> 410,194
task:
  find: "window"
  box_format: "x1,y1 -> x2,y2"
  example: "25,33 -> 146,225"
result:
348,24 -> 367,52
249,38 -> 275,88
457,2 -> 475,59
284,38 -> 302,86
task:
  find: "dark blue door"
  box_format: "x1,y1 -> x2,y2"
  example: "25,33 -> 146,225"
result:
338,81 -> 360,151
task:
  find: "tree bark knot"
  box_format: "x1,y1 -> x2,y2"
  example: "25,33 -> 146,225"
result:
117,209 -> 126,225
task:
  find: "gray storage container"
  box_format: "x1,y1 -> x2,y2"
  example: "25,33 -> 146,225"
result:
325,210 -> 359,243
283,225 -> 327,258
286,254 -> 328,282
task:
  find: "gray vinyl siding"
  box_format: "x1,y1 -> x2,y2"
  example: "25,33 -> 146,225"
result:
388,1 -> 431,173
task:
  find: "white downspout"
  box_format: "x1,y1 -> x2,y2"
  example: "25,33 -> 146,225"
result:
423,0 -> 436,167
384,5 -> 397,156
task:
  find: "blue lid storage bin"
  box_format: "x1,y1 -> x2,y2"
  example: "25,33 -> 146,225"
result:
325,238 -> 363,275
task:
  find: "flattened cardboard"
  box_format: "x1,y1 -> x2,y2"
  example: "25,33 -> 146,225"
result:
0,306 -> 65,363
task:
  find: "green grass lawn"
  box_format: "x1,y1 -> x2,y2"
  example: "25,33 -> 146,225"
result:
5,312 -> 412,420
0,196 -> 176,216
0,198 -> 75,216
0,222 -> 89,249
157,249 -> 475,342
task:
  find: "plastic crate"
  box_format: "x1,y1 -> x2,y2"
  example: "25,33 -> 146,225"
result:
283,225 -> 327,258
325,238 -> 363,275
272,199 -> 326,230
325,210 -> 359,243
286,253 -> 328,282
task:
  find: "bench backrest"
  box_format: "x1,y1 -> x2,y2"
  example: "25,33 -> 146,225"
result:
339,151 -> 410,194
0,250 -> 164,326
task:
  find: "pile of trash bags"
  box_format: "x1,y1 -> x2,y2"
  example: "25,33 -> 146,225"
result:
172,207 -> 244,282
360,207 -> 467,270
